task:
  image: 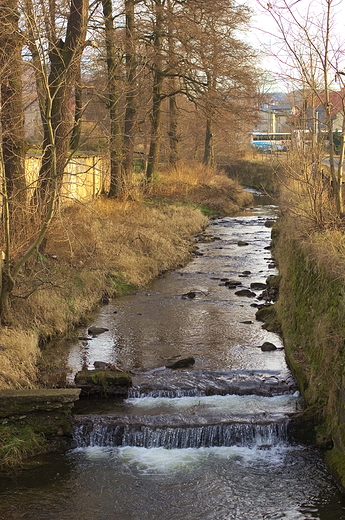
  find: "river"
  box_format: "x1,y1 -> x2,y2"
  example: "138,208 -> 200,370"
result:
0,191 -> 344,520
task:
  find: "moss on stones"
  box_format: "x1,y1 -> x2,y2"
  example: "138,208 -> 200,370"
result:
255,304 -> 281,333
274,222 -> 345,488
75,369 -> 132,396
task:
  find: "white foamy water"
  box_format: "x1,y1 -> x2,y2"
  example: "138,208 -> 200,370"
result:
124,393 -> 302,415
75,444 -> 293,473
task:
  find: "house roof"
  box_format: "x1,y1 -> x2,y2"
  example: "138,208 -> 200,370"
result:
310,88 -> 345,117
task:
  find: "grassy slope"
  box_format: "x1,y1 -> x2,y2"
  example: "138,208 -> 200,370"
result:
0,167 -> 252,390
274,220 -> 345,488
0,165 -> 253,469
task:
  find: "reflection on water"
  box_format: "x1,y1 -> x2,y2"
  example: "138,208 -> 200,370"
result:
67,203 -> 283,379
1,445 -> 344,520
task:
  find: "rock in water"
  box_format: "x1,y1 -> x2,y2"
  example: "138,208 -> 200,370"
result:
234,289 -> 256,298
260,342 -> 277,351
181,292 -> 196,299
75,368 -> 132,396
250,282 -> 267,291
88,327 -> 109,336
166,357 -> 195,369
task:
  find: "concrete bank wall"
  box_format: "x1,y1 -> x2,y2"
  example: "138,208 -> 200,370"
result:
274,228 -> 345,489
0,388 -> 80,437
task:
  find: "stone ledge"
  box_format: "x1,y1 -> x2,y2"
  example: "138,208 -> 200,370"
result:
0,388 -> 81,419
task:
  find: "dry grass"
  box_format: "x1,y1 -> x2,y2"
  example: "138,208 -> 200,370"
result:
0,330 -> 39,389
145,163 -> 253,214
0,163 -> 253,389
47,200 -> 208,284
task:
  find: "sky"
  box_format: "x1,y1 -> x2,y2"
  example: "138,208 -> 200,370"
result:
244,0 -> 345,91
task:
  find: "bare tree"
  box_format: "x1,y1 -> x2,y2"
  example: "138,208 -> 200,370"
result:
34,0 -> 89,204
102,0 -> 124,197
122,0 -> 138,181
0,0 -> 27,206
260,0 -> 345,219
0,0 -> 89,322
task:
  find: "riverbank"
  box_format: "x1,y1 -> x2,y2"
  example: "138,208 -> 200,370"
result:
0,165 -> 253,469
273,216 -> 345,490
231,154 -> 345,490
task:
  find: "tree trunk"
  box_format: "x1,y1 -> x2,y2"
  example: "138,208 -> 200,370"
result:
36,0 -> 88,206
122,0 -> 137,182
168,92 -> 179,167
146,0 -> 164,181
70,65 -> 83,152
203,117 -> 214,167
102,0 -> 124,198
0,0 -> 26,206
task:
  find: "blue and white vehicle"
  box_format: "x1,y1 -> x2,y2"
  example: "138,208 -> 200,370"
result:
250,132 -> 291,152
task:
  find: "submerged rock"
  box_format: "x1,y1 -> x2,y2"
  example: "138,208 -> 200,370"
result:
237,240 -> 249,246
235,289 -> 256,298
181,292 -> 196,299
166,357 -> 195,369
88,326 -> 109,336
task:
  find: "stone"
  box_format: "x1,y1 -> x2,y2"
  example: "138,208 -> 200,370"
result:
237,240 -> 249,246
166,357 -> 195,369
260,342 -> 277,351
88,326 -> 109,336
75,369 -> 132,395
225,280 -> 242,288
94,361 -> 122,371
264,220 -> 275,228
234,289 -> 256,298
181,292 -> 196,299
250,282 -> 267,291
255,305 -> 274,322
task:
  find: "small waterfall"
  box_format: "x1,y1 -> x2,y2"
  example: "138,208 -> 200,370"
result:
73,414 -> 290,449
121,422 -> 288,449
128,389 -> 206,398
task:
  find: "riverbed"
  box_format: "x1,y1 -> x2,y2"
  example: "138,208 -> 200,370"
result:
0,192 -> 344,520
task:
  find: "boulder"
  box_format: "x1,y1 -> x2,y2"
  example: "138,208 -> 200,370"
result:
250,282 -> 267,291
264,220 -> 275,228
94,361 -> 122,371
237,240 -> 249,246
225,280 -> 242,289
75,368 -> 132,396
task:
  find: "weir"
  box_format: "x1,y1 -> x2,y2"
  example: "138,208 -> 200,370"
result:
72,387 -> 299,449
73,418 -> 290,449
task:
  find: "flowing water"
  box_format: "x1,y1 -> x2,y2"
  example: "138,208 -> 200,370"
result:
1,192 -> 345,520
